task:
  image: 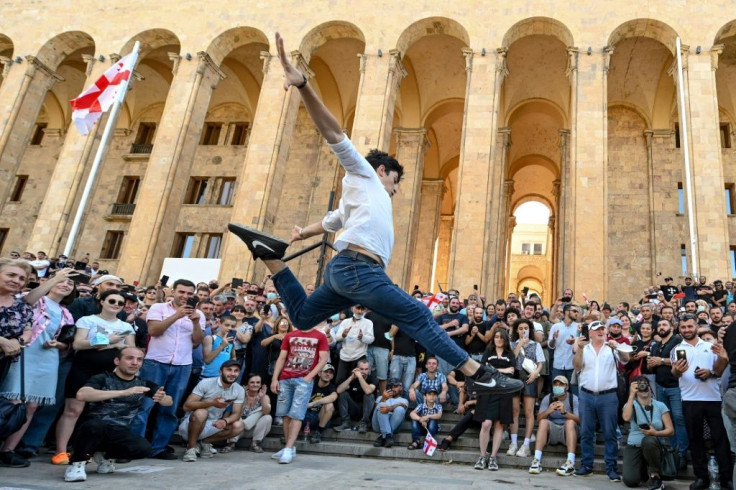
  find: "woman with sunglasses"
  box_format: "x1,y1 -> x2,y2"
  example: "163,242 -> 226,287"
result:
52,290 -> 135,465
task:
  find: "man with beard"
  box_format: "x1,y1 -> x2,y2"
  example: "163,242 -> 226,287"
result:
607,318 -> 630,345
660,276 -> 679,303
436,297 -> 469,406
304,364 -> 338,443
695,276 -> 714,306
372,378 -> 408,447
671,315 -> 731,489
647,318 -> 688,467
333,305 -> 374,384
710,305 -> 726,335
179,360 -> 245,462
636,304 -> 660,337
660,306 -> 676,329
548,304 -> 582,389
465,307 -> 490,361
409,357 -> 448,405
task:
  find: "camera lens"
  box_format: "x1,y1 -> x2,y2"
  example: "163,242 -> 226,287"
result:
637,382 -> 649,392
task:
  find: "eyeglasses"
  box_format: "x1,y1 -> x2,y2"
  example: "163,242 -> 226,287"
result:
256,301 -> 265,304
106,299 -> 125,307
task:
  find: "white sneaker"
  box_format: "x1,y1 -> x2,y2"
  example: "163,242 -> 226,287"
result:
199,443 -> 214,459
279,447 -> 293,464
516,444 -> 531,457
182,448 -> 197,462
529,458 -> 542,474
64,461 -> 87,482
271,448 -> 285,459
93,452 -> 115,474
556,459 -> 575,476
506,443 -> 518,456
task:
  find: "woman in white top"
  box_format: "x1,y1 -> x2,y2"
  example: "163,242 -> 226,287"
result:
52,290 -> 134,465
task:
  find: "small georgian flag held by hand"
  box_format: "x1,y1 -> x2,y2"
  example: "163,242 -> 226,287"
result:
421,292 -> 446,310
423,432 -> 438,457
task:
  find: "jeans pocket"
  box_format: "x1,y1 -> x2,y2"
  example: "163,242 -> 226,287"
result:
333,263 -> 360,292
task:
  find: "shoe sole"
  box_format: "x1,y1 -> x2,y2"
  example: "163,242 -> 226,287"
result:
467,378 -> 525,395
64,476 -> 87,482
529,469 -> 542,474
227,224 -> 289,257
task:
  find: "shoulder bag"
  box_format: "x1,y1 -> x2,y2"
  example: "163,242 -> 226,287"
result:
0,349 -> 27,439
633,399 -> 679,480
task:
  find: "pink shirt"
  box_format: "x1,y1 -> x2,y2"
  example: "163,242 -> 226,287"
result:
145,301 -> 205,366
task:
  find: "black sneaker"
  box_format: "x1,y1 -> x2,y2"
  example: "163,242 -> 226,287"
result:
227,223 -> 289,261
152,451 -> 177,460
647,476 -> 664,490
438,438 -> 451,452
309,431 -> 322,444
373,435 -> 385,447
467,364 -> 524,395
0,450 -> 30,468
384,435 -> 394,448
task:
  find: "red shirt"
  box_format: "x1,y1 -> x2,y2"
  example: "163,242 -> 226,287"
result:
279,329 -> 329,380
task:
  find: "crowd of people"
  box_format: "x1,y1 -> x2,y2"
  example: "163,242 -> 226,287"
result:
1,250 -> 736,489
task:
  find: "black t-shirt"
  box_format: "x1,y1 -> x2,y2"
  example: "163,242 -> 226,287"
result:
436,312 -> 469,348
346,374 -> 377,402
696,285 -> 714,305
681,285 -> 697,302
465,321 -> 489,354
660,285 -> 679,302
309,381 -> 336,412
481,348 -> 516,373
713,289 -> 728,306
366,312 -> 392,350
631,338 -> 654,375
724,323 -> 736,389
393,328 -> 416,357
650,335 -> 682,388
83,371 -> 158,426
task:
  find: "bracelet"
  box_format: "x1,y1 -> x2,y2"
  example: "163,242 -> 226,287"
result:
298,227 -> 305,239
295,74 -> 308,89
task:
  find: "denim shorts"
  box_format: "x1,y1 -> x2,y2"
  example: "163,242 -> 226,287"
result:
276,377 -> 314,421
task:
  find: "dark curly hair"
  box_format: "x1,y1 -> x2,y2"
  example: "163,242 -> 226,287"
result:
365,149 -> 404,183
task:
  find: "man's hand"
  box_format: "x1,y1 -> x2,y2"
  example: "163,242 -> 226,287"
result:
606,340 -> 619,350
342,326 -> 352,339
290,225 -> 304,244
713,341 -> 728,361
694,367 -> 711,381
276,32 -> 306,90
188,308 -> 200,322
646,356 -> 660,369
470,326 -> 479,336
672,359 -> 688,374
152,387 -> 167,404
175,305 -> 192,319
409,389 -> 416,403
213,419 -> 228,430
575,336 -> 589,349
550,401 -> 563,412
357,329 -> 363,341
566,335 -> 576,345
439,392 -> 447,403
457,402 -> 466,414
379,405 -> 391,414
124,386 -> 151,396
211,396 -> 230,409
352,368 -> 363,379
271,378 -> 280,394
43,339 -> 62,349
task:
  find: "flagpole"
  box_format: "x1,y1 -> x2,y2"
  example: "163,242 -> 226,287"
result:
63,41 -> 140,257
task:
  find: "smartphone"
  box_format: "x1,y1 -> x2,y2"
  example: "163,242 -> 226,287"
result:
70,272 -> 91,285
226,330 -> 237,340
676,349 -> 687,362
74,261 -> 87,271
638,424 -> 651,430
133,280 -> 139,287
186,296 -> 198,309
160,275 -> 169,287
474,284 -> 479,291
581,324 -> 589,340
231,278 -> 244,289
27,281 -> 40,289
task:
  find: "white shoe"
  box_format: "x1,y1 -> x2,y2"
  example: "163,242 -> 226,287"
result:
93,452 -> 115,474
64,461 -> 87,482
516,444 -> 531,458
271,448 -> 285,459
556,459 -> 575,476
279,447 -> 293,464
199,443 -> 214,459
506,443 -> 518,456
182,448 -> 197,462
529,458 -> 542,474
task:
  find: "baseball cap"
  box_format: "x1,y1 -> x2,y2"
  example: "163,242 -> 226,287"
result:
553,375 -> 569,385
322,363 -> 335,372
426,387 -> 439,395
387,378 -> 402,387
589,321 -> 606,330
93,274 -> 123,286
607,318 -> 623,327
601,303 -> 612,311
220,359 -> 241,370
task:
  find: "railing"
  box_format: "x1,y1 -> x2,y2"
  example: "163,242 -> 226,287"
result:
130,143 -> 153,154
111,203 -> 136,215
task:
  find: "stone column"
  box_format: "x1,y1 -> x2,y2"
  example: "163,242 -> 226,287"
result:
0,56 -> 64,211
410,179 -> 443,291
644,129 -> 658,283
350,50 -> 406,153
451,48 -> 504,294
558,128 -> 571,290
435,215 -> 454,290
571,47 -> 607,299
551,181 -> 561,294
500,181 -> 515,295
116,52 -> 226,283
219,50 -> 305,281
27,55 -> 110,253
490,127 -> 511,297
387,127 -> 428,288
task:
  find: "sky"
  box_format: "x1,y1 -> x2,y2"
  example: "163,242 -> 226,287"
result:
514,201 -> 550,224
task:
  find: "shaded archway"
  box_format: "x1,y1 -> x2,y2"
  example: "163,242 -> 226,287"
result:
509,202 -> 552,303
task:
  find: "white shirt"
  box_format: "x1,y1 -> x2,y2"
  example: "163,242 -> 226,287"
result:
578,343 -> 620,393
670,338 -> 721,402
548,321 -> 579,370
334,316 -> 375,361
324,136 -> 394,267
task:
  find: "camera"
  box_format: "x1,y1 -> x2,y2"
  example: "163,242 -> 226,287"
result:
636,381 -> 649,392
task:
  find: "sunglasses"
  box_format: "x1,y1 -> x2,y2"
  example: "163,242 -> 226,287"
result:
106,299 -> 125,306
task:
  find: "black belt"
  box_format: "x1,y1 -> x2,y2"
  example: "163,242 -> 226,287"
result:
580,387 -> 617,396
338,249 -> 381,266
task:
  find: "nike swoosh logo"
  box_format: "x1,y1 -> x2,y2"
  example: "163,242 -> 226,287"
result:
252,240 -> 275,252
473,379 -> 497,388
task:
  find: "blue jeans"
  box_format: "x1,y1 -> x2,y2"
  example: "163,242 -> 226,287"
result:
411,419 -> 439,441
372,405 -> 406,436
436,356 -> 459,405
272,256 -> 470,368
656,385 -> 688,456
275,377 -> 314,421
130,360 -> 192,455
389,355 -> 416,394
579,390 -> 618,473
17,357 -> 72,454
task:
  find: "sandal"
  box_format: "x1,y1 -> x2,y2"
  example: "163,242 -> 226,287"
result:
219,443 -> 236,453
250,442 -> 264,453
407,441 -> 421,450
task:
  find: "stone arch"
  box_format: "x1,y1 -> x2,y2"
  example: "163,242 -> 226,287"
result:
206,26 -> 269,67
715,20 -> 736,44
395,17 -> 470,55
607,19 -> 679,55
507,155 -> 560,181
206,102 -> 251,122
502,17 -> 574,49
130,102 -> 166,128
299,21 -> 365,62
120,29 -> 180,58
518,264 -> 544,280
511,193 -> 555,214
0,34 -> 13,57
34,31 -> 95,71
606,101 -> 653,129
506,97 -> 568,129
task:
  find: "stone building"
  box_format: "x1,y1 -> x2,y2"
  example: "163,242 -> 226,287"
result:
0,1 -> 734,305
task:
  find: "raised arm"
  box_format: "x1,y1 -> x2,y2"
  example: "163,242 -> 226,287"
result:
276,32 -> 343,143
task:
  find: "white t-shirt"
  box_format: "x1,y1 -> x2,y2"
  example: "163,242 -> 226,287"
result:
77,315 -> 134,341
324,136 -> 394,268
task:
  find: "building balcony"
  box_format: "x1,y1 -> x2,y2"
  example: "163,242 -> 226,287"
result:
130,143 -> 153,154
104,202 -> 136,221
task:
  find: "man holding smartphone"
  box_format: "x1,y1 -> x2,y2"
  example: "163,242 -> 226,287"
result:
130,279 -> 205,460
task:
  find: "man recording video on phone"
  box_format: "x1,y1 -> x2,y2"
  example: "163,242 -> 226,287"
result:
130,279 -> 205,460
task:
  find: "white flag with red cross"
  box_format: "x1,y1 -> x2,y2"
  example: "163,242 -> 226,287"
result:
70,53 -> 135,135
421,292 -> 446,310
423,432 -> 438,456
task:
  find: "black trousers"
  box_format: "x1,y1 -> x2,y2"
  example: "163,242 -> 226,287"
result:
683,400 -> 732,485
622,436 -> 662,487
448,410 -> 479,440
71,419 -> 151,463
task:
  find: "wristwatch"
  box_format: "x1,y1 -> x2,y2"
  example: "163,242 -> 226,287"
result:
18,337 -> 25,346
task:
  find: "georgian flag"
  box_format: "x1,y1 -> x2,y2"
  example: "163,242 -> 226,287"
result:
70,54 -> 135,134
421,292 -> 446,310
423,432 -> 438,456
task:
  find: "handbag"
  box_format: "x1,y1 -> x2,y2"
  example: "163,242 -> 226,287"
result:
242,406 -> 263,431
633,399 -> 679,480
55,323 -> 77,345
0,349 -> 27,439
521,357 -> 537,374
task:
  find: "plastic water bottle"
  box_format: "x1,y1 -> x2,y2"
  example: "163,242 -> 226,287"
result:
708,454 -> 720,489
303,420 -> 311,442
